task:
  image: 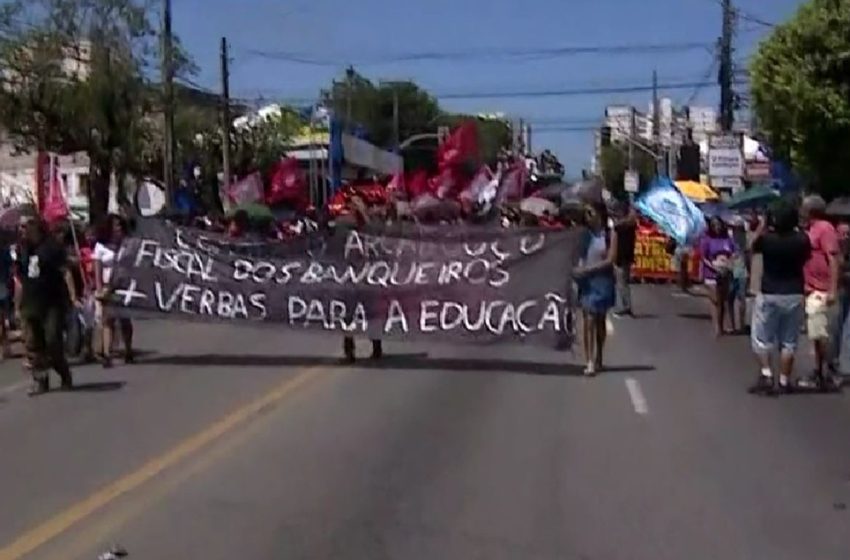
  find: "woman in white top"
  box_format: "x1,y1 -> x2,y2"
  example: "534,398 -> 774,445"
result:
94,215 -> 134,368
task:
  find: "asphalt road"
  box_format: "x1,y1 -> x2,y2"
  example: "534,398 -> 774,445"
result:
0,285 -> 849,560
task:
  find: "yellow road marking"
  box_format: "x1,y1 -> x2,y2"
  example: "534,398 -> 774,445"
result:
43,368 -> 327,560
0,369 -> 320,560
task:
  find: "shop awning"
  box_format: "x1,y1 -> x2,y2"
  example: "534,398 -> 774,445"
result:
675,180 -> 719,203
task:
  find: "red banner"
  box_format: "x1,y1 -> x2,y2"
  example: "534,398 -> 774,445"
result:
35,151 -> 50,212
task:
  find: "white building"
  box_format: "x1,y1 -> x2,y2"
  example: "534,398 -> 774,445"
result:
0,40 -> 92,209
0,139 -> 90,209
686,106 -> 719,145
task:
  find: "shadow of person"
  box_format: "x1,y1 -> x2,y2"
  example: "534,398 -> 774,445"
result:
64,381 -> 126,393
143,353 -> 655,378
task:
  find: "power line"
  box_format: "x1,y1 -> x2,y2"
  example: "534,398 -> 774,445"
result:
737,10 -> 775,28
230,80 -> 748,107
435,80 -> 746,100
238,41 -> 717,67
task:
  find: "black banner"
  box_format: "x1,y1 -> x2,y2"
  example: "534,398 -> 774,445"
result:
107,220 -> 580,347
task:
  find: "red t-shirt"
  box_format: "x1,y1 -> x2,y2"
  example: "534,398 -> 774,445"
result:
804,219 -> 839,294
79,246 -> 96,290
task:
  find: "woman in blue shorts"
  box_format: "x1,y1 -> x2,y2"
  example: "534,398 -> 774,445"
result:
574,202 -> 618,376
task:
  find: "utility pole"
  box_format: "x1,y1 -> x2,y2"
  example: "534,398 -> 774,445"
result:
628,106 -> 636,171
220,37 -> 232,193
392,86 -> 400,149
161,0 -> 175,207
719,0 -> 735,131
345,65 -> 355,129
652,70 -> 663,174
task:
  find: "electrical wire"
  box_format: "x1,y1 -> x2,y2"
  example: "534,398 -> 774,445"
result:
230,79 -> 748,107
434,80 -> 747,100
737,10 -> 775,28
238,41 -> 717,67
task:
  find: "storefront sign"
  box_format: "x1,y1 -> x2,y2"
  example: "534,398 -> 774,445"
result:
710,176 -> 744,191
745,162 -> 772,181
624,170 -> 639,193
708,134 -> 744,177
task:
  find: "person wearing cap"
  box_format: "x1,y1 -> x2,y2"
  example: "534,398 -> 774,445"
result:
18,218 -> 77,395
799,195 -> 841,390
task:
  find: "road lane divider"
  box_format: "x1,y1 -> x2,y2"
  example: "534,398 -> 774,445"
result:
0,368 -> 322,560
625,378 -> 649,415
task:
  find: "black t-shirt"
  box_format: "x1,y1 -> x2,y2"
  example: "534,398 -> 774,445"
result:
615,221 -> 637,266
752,232 -> 811,295
19,240 -> 69,315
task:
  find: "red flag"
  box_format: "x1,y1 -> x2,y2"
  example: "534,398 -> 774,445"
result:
496,163 -> 528,204
459,165 -> 493,204
41,154 -> 68,224
406,170 -> 432,199
437,121 -> 479,171
386,172 -> 405,197
35,151 -> 50,213
225,172 -> 264,208
266,158 -> 308,208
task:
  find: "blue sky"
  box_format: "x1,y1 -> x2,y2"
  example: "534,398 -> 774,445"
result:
173,0 -> 804,174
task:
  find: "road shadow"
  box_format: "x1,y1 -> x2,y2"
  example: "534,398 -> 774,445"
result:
628,313 -> 660,320
143,353 -> 655,378
678,312 -> 712,321
65,381 -> 126,393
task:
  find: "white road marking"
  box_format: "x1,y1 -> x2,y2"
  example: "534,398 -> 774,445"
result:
624,378 -> 649,415
0,380 -> 27,397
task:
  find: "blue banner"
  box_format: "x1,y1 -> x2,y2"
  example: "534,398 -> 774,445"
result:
635,176 -> 706,246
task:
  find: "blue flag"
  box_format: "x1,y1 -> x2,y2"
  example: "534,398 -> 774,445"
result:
635,176 -> 706,245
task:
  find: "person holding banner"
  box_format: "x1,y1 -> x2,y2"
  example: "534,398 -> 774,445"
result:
94,215 -> 135,368
574,202 -> 618,376
342,195 -> 383,363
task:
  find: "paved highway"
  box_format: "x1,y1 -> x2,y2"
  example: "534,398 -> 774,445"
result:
0,286 -> 848,560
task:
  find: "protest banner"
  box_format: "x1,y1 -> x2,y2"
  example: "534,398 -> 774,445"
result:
632,221 -> 701,282
107,220 -> 581,347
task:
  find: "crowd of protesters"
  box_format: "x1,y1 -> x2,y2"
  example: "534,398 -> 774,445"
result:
679,194 -> 847,395
5,183 -> 848,396
0,212 -> 138,395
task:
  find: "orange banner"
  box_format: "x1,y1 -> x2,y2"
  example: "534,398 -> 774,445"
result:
632,222 -> 700,281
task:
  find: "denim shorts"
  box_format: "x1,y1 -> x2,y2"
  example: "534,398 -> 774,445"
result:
751,293 -> 804,354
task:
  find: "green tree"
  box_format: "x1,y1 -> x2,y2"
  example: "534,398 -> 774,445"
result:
321,70 -> 512,171
0,0 -> 194,222
750,0 -> 850,198
323,70 -> 441,150
231,107 -> 303,177
597,144 -> 656,197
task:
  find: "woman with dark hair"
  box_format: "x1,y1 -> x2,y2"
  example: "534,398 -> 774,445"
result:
94,214 -> 134,368
699,216 -> 738,337
748,199 -> 810,394
574,202 -> 618,376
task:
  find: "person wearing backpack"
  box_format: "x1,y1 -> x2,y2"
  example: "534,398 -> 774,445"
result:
574,202 -> 618,376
